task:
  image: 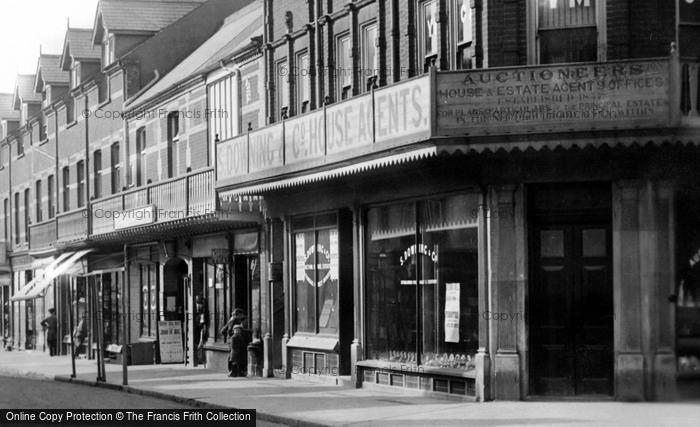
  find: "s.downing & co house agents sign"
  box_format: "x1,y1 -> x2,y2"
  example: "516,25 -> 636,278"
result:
437,59 -> 671,135
216,76 -> 431,183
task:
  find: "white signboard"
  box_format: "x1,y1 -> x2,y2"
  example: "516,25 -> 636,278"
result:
326,94 -> 373,154
374,76 -> 432,145
217,134 -> 248,180
445,283 -> 460,343
285,109 -> 325,165
158,320 -> 184,364
113,205 -> 156,230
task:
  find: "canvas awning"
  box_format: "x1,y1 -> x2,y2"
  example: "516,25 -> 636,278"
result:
11,249 -> 93,301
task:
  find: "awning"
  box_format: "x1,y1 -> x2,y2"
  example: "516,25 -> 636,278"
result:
219,146 -> 438,199
11,249 -> 93,301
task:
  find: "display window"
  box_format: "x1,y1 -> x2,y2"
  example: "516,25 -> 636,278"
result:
365,194 -> 479,370
293,214 -> 340,336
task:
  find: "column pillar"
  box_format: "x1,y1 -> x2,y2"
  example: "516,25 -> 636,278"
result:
488,184 -> 527,401
613,179 -> 677,401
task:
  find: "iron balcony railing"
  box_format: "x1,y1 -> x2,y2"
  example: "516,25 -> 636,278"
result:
90,168 -> 215,236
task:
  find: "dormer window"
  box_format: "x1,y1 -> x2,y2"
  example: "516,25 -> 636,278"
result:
103,34 -> 115,67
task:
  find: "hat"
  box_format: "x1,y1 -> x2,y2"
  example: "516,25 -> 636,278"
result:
48,308 -> 55,314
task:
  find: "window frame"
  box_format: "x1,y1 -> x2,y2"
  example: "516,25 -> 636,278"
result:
62,166 -> 70,213
166,113 -> 179,179
452,0 -> 473,70
291,212 -> 340,336
135,127 -> 146,187
528,0 -> 606,65
76,160 -> 85,208
417,0 -> 439,73
47,175 -> 55,219
360,21 -> 379,92
275,59 -> 289,120
35,179 -> 42,223
3,198 -> 8,242
23,188 -> 29,242
139,263 -> 159,338
93,150 -> 101,200
296,50 -> 311,114
336,33 -> 352,100
110,142 -> 120,194
13,192 -> 19,244
363,193 -> 482,368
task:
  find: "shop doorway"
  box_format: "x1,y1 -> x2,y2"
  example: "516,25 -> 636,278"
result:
163,258 -> 187,322
529,184 -> 613,397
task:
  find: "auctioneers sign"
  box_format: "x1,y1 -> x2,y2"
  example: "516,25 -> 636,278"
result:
436,59 -> 671,136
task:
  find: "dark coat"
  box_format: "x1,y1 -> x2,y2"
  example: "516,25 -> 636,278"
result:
40,314 -> 57,341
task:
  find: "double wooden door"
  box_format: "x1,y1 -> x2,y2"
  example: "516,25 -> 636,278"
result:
530,222 -> 613,396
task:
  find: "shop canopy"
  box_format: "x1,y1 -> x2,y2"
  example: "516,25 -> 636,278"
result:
218,146 -> 438,199
10,249 -> 94,301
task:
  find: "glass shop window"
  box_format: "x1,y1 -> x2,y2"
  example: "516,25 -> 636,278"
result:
365,194 -> 480,370
293,213 -> 340,335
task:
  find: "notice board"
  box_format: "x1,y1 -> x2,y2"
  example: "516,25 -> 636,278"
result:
158,320 -> 184,363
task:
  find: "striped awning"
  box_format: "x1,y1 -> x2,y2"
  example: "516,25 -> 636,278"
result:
219,146 -> 438,199
11,249 -> 93,301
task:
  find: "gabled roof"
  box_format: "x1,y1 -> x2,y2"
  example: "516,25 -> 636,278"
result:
93,0 -> 207,43
60,28 -> 101,70
127,1 -> 262,108
13,74 -> 41,109
0,93 -> 19,121
35,54 -> 70,92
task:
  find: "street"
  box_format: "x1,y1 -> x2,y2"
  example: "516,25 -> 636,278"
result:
0,376 -> 283,426
0,375 -> 185,409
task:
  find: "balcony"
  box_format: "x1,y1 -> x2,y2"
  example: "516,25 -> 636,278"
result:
29,219 -> 57,253
90,168 -> 216,236
216,54 -> 700,191
56,208 -> 88,244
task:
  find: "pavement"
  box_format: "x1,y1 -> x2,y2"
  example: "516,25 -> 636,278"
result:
1,350 -> 700,426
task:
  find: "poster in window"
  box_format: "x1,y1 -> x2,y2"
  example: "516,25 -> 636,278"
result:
329,229 -> 339,281
445,282 -> 460,343
295,233 -> 306,283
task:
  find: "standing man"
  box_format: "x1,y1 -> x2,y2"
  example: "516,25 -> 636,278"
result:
40,308 -> 58,357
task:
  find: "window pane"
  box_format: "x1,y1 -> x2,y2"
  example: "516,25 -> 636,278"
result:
539,27 -> 597,64
317,228 -> 339,334
366,202 -> 417,363
295,231 -> 316,333
582,228 -> 606,257
362,24 -> 378,79
420,194 -> 479,370
456,0 -> 472,43
421,0 -> 438,56
541,229 -> 564,257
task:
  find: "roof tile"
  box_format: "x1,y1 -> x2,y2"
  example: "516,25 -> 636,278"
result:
100,0 -> 207,33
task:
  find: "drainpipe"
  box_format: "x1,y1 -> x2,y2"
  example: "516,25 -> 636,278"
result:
314,0 -> 323,108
